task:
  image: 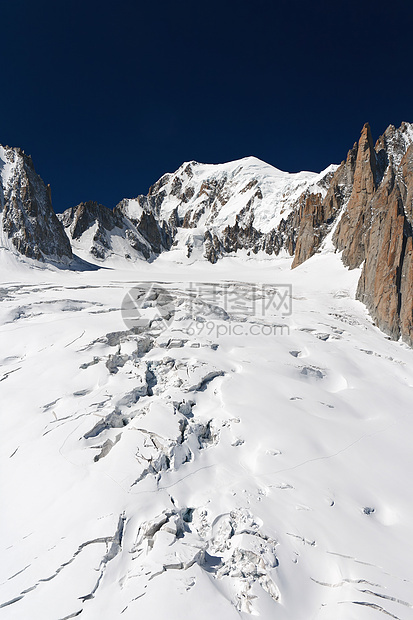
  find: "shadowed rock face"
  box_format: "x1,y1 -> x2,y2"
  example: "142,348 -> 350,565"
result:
129,209 -> 173,254
333,124 -> 382,268
292,136 -> 359,268
0,146 -> 72,262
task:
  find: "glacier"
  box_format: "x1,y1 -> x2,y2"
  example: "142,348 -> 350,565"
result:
1,248 -> 413,619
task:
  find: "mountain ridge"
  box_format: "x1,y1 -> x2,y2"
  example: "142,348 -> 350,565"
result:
1,123 -> 412,346
0,145 -> 72,263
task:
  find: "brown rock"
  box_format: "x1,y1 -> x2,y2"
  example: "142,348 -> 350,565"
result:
356,178 -> 406,340
291,121 -> 413,347
291,193 -> 324,267
352,126 -> 413,347
334,123 -> 380,268
400,235 -> 413,346
291,142 -> 357,268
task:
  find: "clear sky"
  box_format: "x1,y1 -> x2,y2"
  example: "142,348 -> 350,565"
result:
2,0 -> 412,212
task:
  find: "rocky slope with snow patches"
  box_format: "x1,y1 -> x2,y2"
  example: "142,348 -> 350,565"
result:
1,256 -> 413,619
291,122 -> 413,347
2,121 -> 413,351
57,158 -> 336,267
59,200 -> 173,264
59,201 -> 154,263
116,157 -> 337,263
0,146 -> 72,263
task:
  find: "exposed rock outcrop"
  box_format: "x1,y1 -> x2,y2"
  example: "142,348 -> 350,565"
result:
0,145 -> 72,262
352,126 -> 413,346
59,200 -> 158,261
60,201 -> 122,260
291,146 -> 356,267
291,122 -> 413,347
334,123 -> 384,268
60,201 -> 122,240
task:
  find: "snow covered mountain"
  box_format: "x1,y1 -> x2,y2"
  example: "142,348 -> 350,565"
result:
1,123 -> 413,619
57,157 -> 336,266
2,122 -> 413,348
115,157 -> 337,263
8,122 -> 411,348
58,201 -> 159,263
0,145 -> 72,263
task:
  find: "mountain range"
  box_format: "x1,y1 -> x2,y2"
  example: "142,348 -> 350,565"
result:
1,122 -> 412,347
2,125 -> 413,619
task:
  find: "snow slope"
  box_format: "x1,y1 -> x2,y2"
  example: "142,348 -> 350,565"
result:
1,247 -> 413,620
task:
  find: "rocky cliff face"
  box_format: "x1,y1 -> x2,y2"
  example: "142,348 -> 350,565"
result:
0,145 -> 72,262
351,124 -> 413,346
291,143 -> 357,267
115,197 -> 174,255
289,122 -> 413,347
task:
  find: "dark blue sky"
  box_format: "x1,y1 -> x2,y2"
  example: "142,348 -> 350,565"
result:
2,0 -> 412,213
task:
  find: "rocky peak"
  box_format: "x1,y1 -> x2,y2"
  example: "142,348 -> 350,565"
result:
114,198 -> 174,255
60,201 -> 122,240
290,121 -> 413,347
353,124 -> 413,346
358,123 -> 380,190
333,122 -> 383,269
60,199 -> 158,262
375,121 -> 413,169
291,162 -> 349,267
0,145 -> 72,262
59,201 -> 127,261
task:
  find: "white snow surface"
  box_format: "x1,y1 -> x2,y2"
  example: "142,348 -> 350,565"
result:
1,248 -> 413,620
